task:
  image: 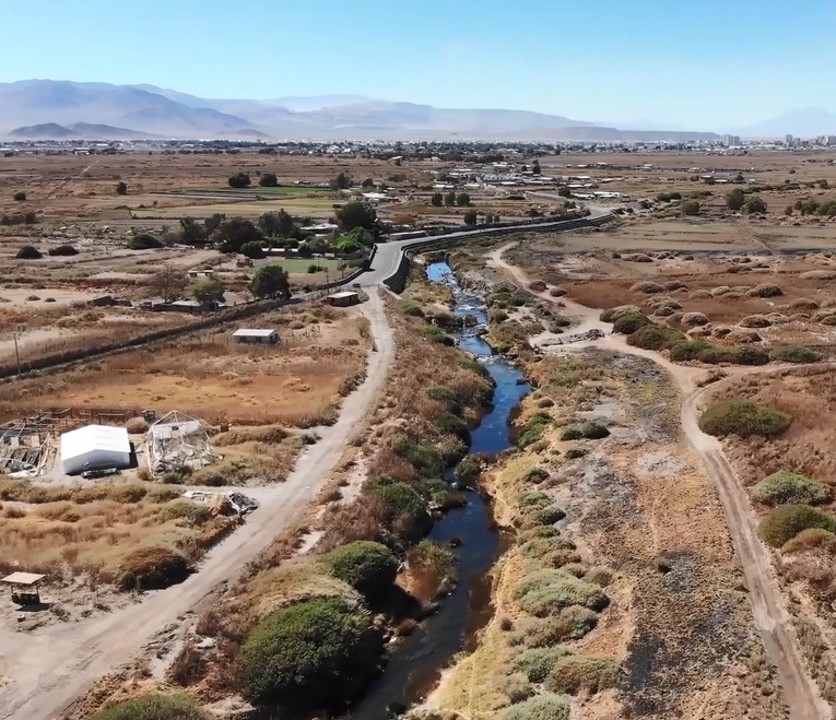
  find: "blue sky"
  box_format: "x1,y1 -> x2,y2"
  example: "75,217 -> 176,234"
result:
2,0 -> 835,129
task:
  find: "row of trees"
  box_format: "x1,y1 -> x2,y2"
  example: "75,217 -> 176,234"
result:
430,191 -> 471,207
726,189 -> 767,214
228,172 -> 280,189
788,198 -> 836,217
149,263 -> 290,304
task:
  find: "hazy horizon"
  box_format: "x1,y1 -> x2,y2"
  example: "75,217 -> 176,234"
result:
1,0 -> 835,132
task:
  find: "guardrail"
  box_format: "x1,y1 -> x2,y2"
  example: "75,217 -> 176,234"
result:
382,213 -> 613,292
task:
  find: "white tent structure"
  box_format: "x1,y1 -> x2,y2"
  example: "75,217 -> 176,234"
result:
60,424 -> 131,475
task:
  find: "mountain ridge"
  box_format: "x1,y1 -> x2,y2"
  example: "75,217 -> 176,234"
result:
0,79 -> 725,141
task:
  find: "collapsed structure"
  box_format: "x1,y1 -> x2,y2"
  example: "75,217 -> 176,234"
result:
146,411 -> 217,475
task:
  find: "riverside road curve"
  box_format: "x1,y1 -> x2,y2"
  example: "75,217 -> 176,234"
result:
0,212 -> 613,720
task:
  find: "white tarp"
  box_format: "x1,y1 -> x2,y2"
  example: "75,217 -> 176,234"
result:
60,424 -> 131,475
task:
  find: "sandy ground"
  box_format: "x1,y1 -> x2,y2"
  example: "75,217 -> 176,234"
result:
0,287 -> 395,720
488,245 -> 831,720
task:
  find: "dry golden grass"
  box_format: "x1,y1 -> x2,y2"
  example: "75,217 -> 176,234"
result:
0,487 -> 236,580
0,305 -> 370,427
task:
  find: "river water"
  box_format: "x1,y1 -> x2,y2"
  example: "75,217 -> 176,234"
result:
347,262 -> 531,719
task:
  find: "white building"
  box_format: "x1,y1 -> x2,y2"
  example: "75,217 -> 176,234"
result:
233,328 -> 279,345
60,425 -> 131,475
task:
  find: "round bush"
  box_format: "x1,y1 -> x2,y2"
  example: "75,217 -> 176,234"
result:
581,422 -> 609,439
753,471 -> 831,506
117,546 -> 190,591
782,528 -> 836,554
627,324 -> 666,350
515,570 -> 608,617
127,234 -> 163,250
760,505 -> 836,548
612,312 -> 651,335
326,541 -> 398,598
698,399 -> 791,438
503,694 -> 570,720
512,647 -> 574,683
15,245 -> 42,259
731,346 -> 769,366
89,694 -> 207,720
47,244 -> 79,257
670,341 -> 714,362
545,656 -> 620,695
238,597 -> 381,708
769,346 -> 821,363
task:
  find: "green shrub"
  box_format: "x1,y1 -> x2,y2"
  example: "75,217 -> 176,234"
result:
13,191 -> 26,202
326,541 -> 398,598
680,199 -> 700,216
520,491 -> 551,508
523,467 -> 550,484
782,528 -> 836,554
401,300 -> 425,317
558,605 -> 599,637
560,427 -> 583,441
698,399 -> 791,438
517,413 -> 552,448
127,233 -> 163,250
612,312 -> 651,335
627,324 -> 667,350
47,244 -> 79,257
759,505 -> 836,547
509,616 -> 578,648
534,505 -> 566,526
753,471 -> 831,506
15,245 -> 42,259
240,240 -> 265,259
395,437 -> 444,477
731,346 -> 769,366
512,647 -> 574,683
455,454 -> 481,486
370,480 -> 428,530
519,536 -> 575,561
117,546 -> 189,591
545,656 -> 620,695
515,570 -> 608,616
437,412 -> 469,439
238,597 -> 381,708
670,341 -> 714,361
503,694 -> 570,720
89,694 -> 208,720
584,566 -> 614,587
427,386 -> 459,409
769,346 -> 822,363
564,447 -> 588,460
581,422 -> 609,439
423,325 -> 454,345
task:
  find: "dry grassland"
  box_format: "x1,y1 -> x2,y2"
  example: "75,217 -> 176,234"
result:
0,304 -> 370,427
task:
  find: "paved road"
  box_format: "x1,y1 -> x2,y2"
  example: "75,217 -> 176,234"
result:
0,290 -> 395,720
359,209 -> 611,286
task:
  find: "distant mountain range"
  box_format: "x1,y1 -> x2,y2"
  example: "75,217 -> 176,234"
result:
3,78 -> 824,142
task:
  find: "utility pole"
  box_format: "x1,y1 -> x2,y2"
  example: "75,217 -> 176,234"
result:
13,329 -> 20,376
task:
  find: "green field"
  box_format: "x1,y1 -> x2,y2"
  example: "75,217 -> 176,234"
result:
270,258 -> 342,273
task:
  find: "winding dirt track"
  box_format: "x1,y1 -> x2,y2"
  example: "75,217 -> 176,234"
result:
0,288 -> 395,720
490,245 -> 831,720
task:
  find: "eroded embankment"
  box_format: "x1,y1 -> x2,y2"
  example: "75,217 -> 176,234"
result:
419,343 -> 786,720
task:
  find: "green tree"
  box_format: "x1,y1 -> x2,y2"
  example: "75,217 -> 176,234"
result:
13,191 -> 26,201
444,191 -> 457,207
179,217 -> 207,246
742,196 -> 767,214
327,541 -> 398,598
204,213 -> 225,235
464,210 -> 478,225
149,265 -> 188,302
558,187 -> 571,198
431,192 -> 444,207
213,218 -> 263,253
240,240 -> 266,259
456,192 -> 471,206
250,264 -> 291,300
331,171 -> 352,190
336,201 -> 378,233
361,177 -> 375,189
228,172 -> 251,189
726,188 -> 745,211
335,227 -> 373,252
532,159 -> 542,175
258,172 -> 278,187
191,277 -> 224,305
680,199 -> 701,216
115,181 -> 127,196
258,209 -> 295,237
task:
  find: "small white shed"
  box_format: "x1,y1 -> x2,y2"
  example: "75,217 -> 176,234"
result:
233,328 -> 279,345
60,424 -> 131,475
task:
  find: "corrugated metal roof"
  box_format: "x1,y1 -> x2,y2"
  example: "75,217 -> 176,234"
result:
2,572 -> 45,586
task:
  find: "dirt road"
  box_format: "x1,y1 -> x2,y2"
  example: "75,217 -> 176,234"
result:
489,245 -> 831,720
0,287 -> 395,720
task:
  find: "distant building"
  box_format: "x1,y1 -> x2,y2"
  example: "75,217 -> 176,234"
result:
723,134 -> 741,147
785,134 -> 794,146
232,328 -> 279,344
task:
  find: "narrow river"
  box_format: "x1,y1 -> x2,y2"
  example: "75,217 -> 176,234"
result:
347,261 -> 531,719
